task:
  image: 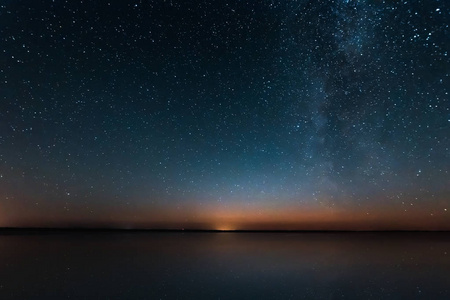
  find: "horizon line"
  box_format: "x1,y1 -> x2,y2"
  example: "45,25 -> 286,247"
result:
1,227 -> 449,233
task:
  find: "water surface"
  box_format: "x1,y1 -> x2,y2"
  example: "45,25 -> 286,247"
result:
0,232 -> 449,299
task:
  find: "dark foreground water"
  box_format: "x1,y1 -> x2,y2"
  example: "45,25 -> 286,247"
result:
0,232 -> 449,299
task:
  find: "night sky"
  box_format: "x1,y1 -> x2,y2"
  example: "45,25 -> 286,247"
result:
1,0 -> 449,230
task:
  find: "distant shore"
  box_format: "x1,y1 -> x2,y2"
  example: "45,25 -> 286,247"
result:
1,227 -> 449,233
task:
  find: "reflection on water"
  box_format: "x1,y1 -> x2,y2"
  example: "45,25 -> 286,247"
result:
0,232 -> 449,299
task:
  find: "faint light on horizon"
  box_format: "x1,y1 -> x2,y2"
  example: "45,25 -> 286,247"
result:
215,225 -> 236,231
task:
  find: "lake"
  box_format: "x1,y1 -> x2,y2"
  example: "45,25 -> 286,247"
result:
0,232 -> 449,299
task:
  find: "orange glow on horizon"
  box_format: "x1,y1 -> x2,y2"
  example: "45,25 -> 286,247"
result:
214,224 -> 237,231
2,199 -> 449,230
120,202 -> 450,231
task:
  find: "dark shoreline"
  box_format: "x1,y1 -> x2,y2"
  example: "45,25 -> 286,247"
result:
1,227 -> 449,234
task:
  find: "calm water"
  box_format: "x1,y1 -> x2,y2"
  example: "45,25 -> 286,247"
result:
0,232 -> 449,299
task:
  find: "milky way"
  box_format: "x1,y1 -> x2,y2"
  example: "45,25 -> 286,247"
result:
0,0 -> 449,229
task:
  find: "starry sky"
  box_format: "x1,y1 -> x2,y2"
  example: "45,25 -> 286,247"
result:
0,0 -> 449,230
